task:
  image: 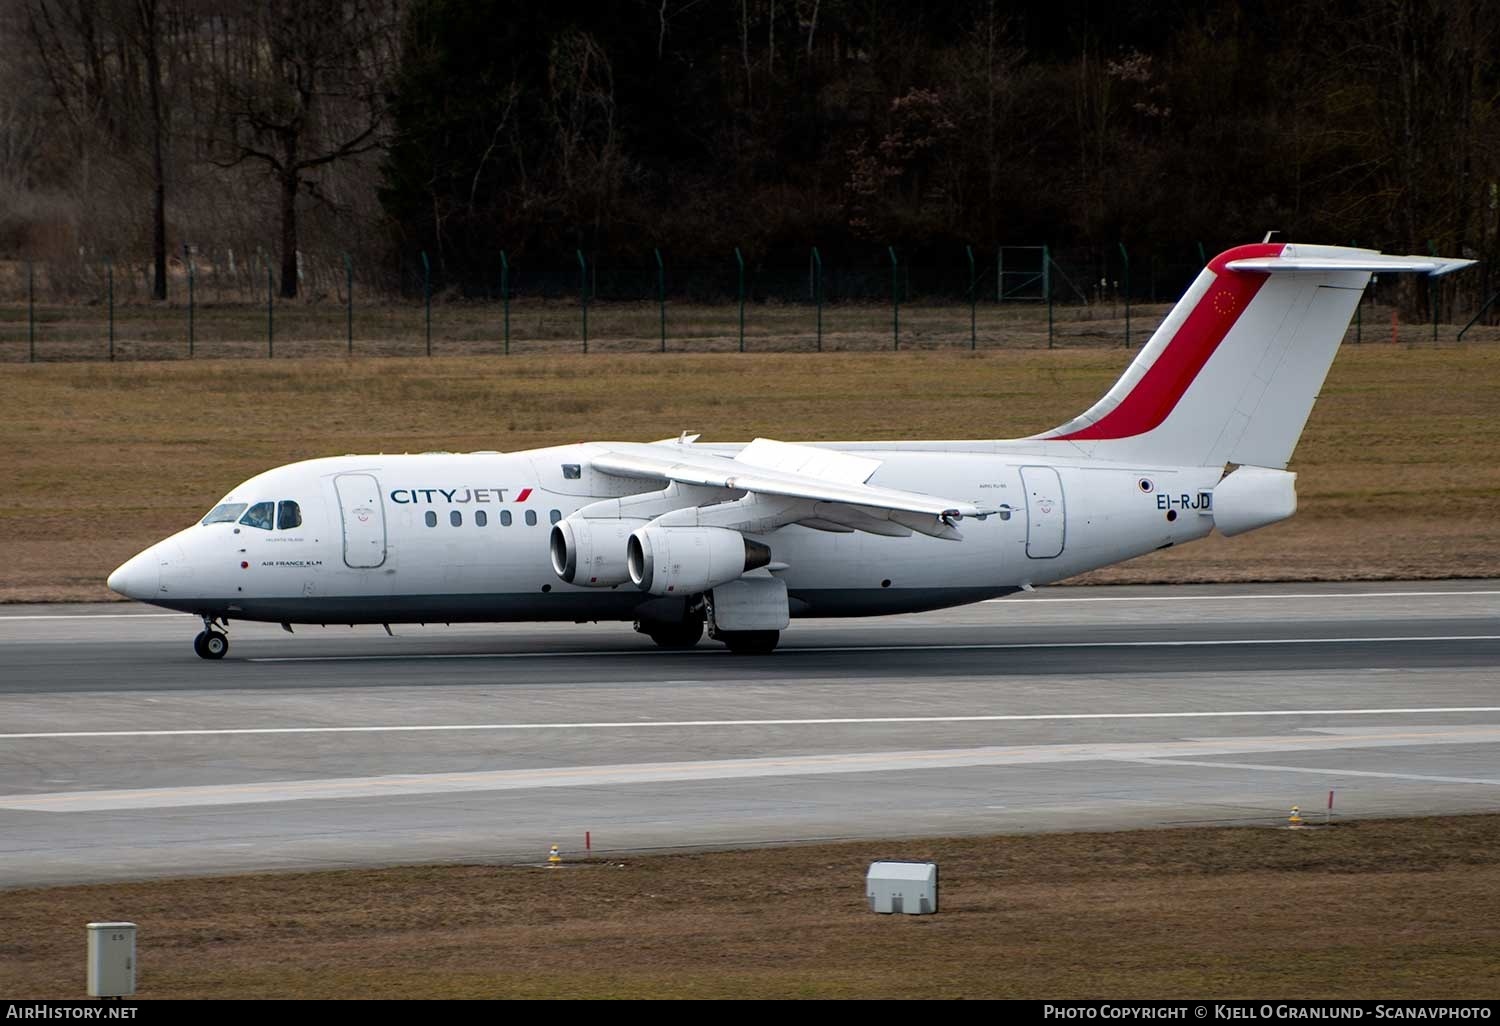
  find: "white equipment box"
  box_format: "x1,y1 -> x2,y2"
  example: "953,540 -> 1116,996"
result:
866,861 -> 938,915
86,922 -> 136,997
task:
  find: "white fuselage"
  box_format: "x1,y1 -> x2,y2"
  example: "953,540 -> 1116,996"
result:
115,443 -> 1222,625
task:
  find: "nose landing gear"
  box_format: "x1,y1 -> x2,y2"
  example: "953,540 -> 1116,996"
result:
193,615 -> 230,660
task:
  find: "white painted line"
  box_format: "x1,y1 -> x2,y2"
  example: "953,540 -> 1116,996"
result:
5,725 -> 1496,812
246,634 -> 1500,663
987,589 -> 1500,604
1127,758 -> 1500,787
2,588 -> 1497,621
0,613 -> 187,621
4,706 -> 1500,742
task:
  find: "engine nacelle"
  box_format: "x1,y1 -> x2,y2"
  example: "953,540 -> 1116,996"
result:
627,526 -> 771,596
550,517 -> 645,586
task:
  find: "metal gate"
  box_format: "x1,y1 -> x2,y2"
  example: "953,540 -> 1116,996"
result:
334,473 -> 387,569
1020,466 -> 1065,559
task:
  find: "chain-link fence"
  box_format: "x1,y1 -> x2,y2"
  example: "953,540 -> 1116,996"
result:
3,243 -> 1496,362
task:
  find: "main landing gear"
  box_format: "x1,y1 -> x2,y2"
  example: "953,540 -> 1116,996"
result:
719,630 -> 780,655
635,617 -> 704,650
193,615 -> 229,660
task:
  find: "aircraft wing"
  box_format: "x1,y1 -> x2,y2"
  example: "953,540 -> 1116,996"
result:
591,438 -> 995,538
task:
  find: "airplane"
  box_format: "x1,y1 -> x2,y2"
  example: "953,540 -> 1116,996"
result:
107,242 -> 1472,659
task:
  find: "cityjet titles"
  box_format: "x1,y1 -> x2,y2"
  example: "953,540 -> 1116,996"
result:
390,487 -> 533,505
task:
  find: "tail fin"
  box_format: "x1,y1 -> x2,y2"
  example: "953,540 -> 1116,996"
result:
1033,243 -> 1473,468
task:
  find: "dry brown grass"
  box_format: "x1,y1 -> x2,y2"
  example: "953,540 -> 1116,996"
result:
1,345 -> 1497,601
2,816 -> 1498,998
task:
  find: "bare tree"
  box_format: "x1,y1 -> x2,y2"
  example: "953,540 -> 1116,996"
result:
23,0 -> 180,297
203,0 -> 400,298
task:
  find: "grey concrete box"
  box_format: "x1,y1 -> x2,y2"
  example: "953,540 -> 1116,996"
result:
86,922 -> 136,997
866,861 -> 938,914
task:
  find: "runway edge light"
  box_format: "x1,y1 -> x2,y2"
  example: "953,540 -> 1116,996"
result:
548,843 -> 562,867
86,922 -> 136,998
1288,805 -> 1305,829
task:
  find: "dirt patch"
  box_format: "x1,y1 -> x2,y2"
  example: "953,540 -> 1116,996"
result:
2,816 -> 1498,998
1,345 -> 1497,601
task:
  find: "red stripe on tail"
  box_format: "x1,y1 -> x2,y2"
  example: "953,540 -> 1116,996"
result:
1054,243 -> 1283,441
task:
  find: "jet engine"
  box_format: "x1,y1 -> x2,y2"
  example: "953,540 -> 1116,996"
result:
626,526 -> 771,596
550,518 -> 645,586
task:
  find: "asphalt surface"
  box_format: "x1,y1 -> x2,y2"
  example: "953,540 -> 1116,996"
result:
1,580 -> 1498,886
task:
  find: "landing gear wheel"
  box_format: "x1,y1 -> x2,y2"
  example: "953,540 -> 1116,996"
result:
721,630 -> 780,655
194,630 -> 229,660
646,619 -> 704,650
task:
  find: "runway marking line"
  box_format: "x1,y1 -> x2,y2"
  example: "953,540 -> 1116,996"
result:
4,726 -> 1497,813
4,706 -> 1500,742
990,589 -> 1500,604
1124,757 -> 1500,787
3,587 -> 1498,621
241,634 -> 1500,663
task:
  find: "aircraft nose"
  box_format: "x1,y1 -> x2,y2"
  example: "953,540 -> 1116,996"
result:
107,551 -> 160,601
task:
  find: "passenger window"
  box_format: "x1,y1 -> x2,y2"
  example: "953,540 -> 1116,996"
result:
476,510 -> 488,527
500,510 -> 512,527
277,500 -> 302,530
450,510 -> 462,527
525,510 -> 537,526
562,464 -> 581,480
549,509 -> 561,524
425,511 -> 437,528
239,501 -> 274,530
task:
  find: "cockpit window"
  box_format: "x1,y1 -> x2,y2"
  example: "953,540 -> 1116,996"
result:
277,500 -> 302,530
239,501 -> 275,530
202,503 -> 248,525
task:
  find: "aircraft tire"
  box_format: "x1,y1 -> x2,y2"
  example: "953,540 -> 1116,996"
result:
646,620 -> 704,650
721,630 -> 779,655
195,630 -> 229,660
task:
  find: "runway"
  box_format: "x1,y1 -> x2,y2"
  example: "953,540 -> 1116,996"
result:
2,580 -> 1498,886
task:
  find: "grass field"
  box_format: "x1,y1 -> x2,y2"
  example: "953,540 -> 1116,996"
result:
1,344 -> 1497,601
3,815 -> 1498,998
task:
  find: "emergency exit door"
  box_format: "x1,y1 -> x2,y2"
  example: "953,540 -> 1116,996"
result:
1020,466 -> 1065,559
334,473 -> 387,568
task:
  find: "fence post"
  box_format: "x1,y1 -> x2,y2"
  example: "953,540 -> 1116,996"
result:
1355,289 -> 1362,344
966,244 -> 976,350
888,246 -> 899,350
184,244 -> 194,357
500,250 -> 510,355
344,252 -> 353,355
734,247 -> 745,353
1457,289 -> 1500,342
997,245 -> 1003,303
577,249 -> 588,353
811,247 -> 823,352
1043,244 -> 1053,349
107,260 -> 115,361
266,264 -> 273,358
421,250 -> 431,356
654,248 -> 666,352
1118,242 -> 1131,348
1429,240 -> 1439,343
27,260 -> 35,363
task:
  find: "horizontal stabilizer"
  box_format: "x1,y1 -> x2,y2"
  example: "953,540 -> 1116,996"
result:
1226,250 -> 1475,277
